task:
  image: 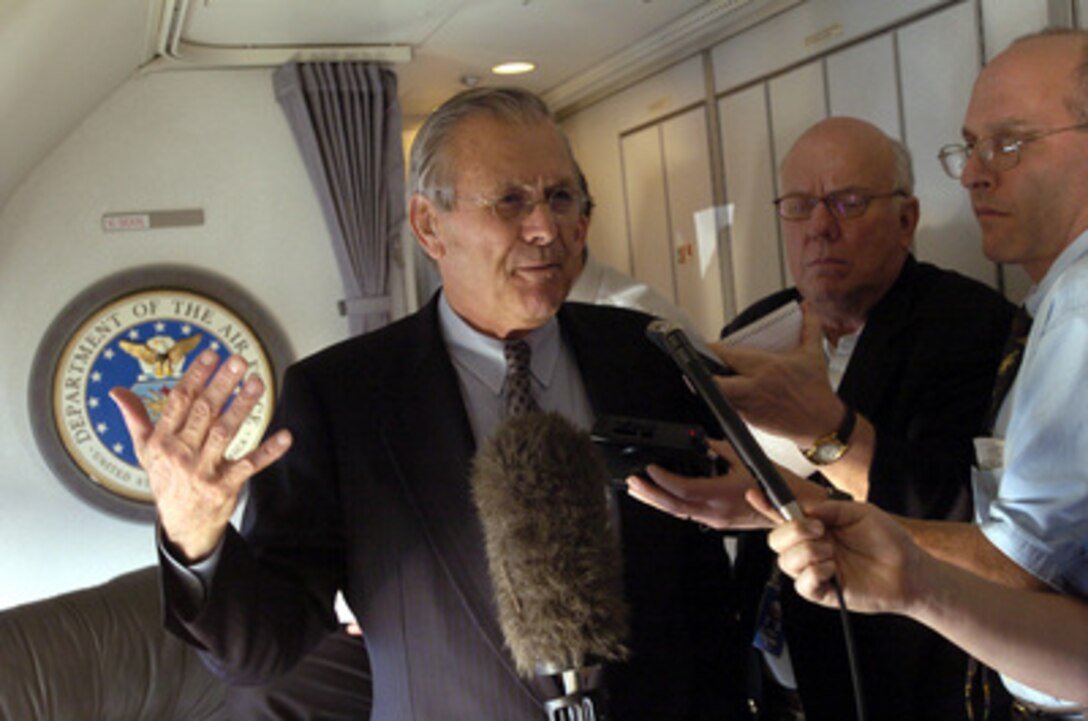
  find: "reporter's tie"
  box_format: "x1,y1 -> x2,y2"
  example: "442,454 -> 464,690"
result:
982,305 -> 1032,434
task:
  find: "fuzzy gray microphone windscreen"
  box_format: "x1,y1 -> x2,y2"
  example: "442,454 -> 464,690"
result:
470,411 -> 630,678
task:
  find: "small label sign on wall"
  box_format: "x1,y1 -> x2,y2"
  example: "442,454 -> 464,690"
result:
102,209 -> 204,232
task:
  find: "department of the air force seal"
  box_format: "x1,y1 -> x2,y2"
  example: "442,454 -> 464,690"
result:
30,267 -> 291,521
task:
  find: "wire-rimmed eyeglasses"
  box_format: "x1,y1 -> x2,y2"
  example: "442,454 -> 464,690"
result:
937,121 -> 1088,179
774,189 -> 908,221
463,185 -> 586,222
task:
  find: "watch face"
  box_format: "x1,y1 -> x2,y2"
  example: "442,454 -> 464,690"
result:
810,440 -> 846,466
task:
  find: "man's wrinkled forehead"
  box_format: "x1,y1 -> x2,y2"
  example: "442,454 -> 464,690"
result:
449,115 -> 577,186
781,132 -> 895,193
964,36 -> 1082,137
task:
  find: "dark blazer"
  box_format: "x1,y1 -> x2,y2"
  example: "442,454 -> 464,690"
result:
727,257 -> 1015,721
164,297 -> 748,721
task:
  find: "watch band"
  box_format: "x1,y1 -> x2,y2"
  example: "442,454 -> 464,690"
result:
834,405 -> 857,445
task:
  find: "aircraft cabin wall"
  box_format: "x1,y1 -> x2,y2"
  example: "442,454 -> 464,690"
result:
562,0 -> 1076,341
0,69 -> 370,608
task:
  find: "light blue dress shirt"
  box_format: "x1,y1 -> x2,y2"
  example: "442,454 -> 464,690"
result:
437,294 -> 594,442
973,230 -> 1088,709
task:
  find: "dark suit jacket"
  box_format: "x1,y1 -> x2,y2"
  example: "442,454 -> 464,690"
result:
726,257 -> 1015,721
163,297 -> 748,721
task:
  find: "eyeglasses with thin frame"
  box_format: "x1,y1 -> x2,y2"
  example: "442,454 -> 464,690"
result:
462,185 -> 585,223
774,189 -> 908,221
938,121 -> 1088,179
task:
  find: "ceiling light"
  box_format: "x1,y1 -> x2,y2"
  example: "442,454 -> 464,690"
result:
491,61 -> 536,76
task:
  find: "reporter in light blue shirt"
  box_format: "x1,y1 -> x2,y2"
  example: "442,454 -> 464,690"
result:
977,231 -> 1088,600
973,229 -> 1088,708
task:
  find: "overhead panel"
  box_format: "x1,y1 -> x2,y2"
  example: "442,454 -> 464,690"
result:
178,0 -> 454,45
155,0 -> 424,66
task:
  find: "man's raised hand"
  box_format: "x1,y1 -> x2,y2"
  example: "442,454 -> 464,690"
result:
110,350 -> 292,562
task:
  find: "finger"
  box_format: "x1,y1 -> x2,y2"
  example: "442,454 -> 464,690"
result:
705,339 -> 730,369
110,387 -> 155,463
644,462 -> 732,499
714,343 -> 773,375
200,372 -> 266,464
768,517 -> 827,555
705,437 -> 745,471
804,498 -> 867,529
203,355 -> 252,417
177,355 -> 249,450
626,474 -> 697,519
793,563 -> 840,606
626,475 -> 728,529
797,303 -> 830,363
713,373 -> 756,406
744,486 -> 781,524
775,534 -> 834,578
219,430 -> 293,490
157,350 -> 221,436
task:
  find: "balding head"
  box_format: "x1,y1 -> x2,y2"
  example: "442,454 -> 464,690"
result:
777,117 -> 919,338
782,117 -> 913,195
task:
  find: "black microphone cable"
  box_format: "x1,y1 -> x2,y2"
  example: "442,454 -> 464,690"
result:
831,575 -> 866,721
646,319 -> 867,721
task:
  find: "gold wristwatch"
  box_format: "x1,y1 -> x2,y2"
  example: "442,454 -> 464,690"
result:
801,407 -> 857,466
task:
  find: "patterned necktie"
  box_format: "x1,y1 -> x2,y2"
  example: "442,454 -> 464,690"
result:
983,305 -> 1032,434
503,339 -> 539,417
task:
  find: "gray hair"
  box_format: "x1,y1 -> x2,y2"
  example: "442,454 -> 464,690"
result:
889,137 -> 915,195
409,86 -> 573,210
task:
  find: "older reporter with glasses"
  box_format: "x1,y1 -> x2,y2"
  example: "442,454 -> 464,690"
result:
631,116 -> 1015,721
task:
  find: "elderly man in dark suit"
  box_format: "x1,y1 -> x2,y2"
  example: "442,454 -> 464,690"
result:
631,117 -> 1016,721
113,87 -> 746,720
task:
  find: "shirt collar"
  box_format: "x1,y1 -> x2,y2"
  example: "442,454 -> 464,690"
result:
437,292 -> 562,395
822,325 -> 863,391
1025,228 -> 1088,316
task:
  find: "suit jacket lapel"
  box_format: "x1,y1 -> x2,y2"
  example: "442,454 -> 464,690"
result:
558,304 -> 613,412
378,298 -> 535,699
838,257 -> 918,416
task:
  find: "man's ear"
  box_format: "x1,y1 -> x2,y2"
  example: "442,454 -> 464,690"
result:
574,214 -> 590,253
898,195 -> 920,247
410,194 -> 444,260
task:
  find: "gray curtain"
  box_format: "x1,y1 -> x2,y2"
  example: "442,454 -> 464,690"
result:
274,62 -> 405,335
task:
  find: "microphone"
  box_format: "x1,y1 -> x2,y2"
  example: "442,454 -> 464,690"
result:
645,321 -> 870,719
645,319 -> 804,522
471,411 -> 630,721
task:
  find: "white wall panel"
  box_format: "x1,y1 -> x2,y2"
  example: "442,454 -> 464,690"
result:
661,107 -> 726,338
768,61 -> 828,297
827,34 -> 901,138
562,56 -> 706,275
0,69 -> 347,609
621,127 -> 677,303
712,0 -> 955,93
900,3 -> 999,289
769,61 -> 828,171
719,86 -> 783,312
981,0 -> 1051,60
